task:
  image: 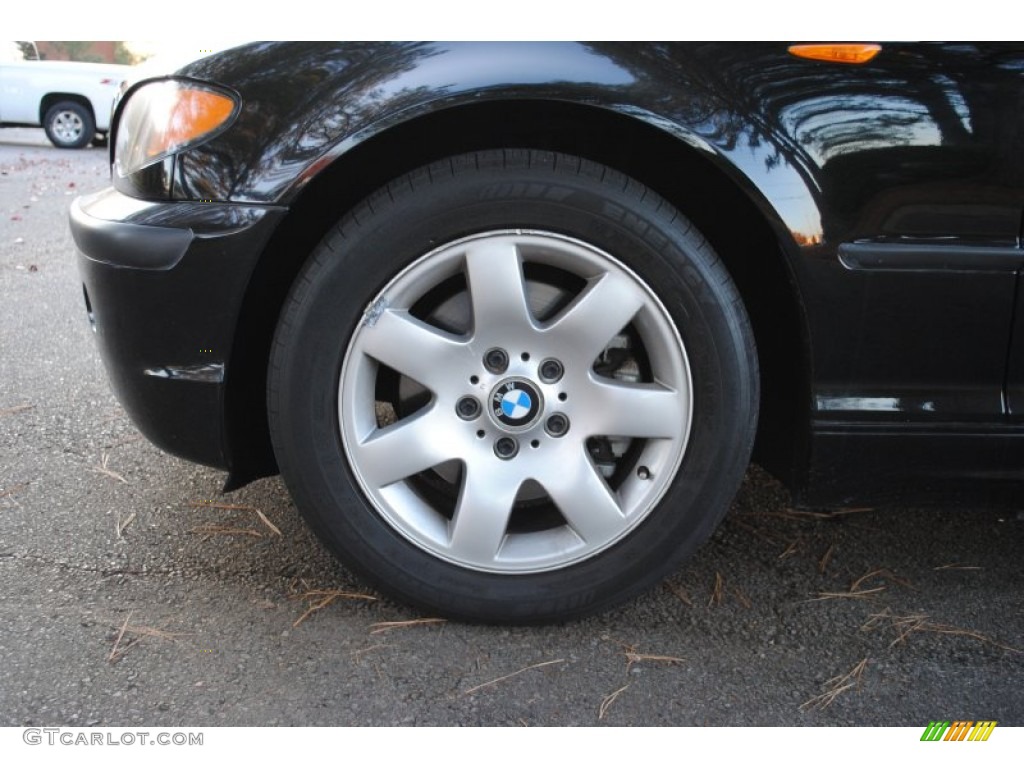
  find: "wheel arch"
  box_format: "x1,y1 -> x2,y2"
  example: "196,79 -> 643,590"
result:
223,99 -> 812,491
39,93 -> 95,125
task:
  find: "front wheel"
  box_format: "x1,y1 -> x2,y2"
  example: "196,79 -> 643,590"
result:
268,150 -> 758,622
43,101 -> 94,149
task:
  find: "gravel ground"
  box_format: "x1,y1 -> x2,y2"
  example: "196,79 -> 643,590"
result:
1,127 -> 1022,727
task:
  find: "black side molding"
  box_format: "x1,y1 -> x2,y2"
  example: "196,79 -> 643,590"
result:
839,242 -> 1023,274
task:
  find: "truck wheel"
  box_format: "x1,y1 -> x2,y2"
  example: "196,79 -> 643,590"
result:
43,101 -> 94,149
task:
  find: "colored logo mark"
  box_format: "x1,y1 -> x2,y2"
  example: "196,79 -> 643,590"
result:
920,721 -> 997,742
500,389 -> 532,419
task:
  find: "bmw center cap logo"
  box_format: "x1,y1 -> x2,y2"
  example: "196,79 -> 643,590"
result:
491,379 -> 542,429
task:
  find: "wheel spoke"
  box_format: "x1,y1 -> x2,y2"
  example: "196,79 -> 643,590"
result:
586,380 -> 687,439
447,465 -> 520,563
464,240 -> 535,333
542,456 -> 627,545
359,308 -> 471,389
546,272 -> 645,363
350,408 -> 457,488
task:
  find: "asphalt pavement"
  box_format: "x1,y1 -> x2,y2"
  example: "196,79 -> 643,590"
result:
1,127 -> 1021,727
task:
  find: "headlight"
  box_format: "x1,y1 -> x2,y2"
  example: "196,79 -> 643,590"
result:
115,80 -> 237,177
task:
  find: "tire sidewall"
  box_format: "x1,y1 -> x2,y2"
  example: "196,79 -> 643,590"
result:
270,152 -> 757,622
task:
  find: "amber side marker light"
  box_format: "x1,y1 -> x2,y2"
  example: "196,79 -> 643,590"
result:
788,43 -> 882,64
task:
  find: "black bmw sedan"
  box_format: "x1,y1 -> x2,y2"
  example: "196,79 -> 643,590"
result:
69,42 -> 1024,622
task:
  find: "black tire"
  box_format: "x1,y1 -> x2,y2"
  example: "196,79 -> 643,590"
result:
268,150 -> 758,623
43,101 -> 94,149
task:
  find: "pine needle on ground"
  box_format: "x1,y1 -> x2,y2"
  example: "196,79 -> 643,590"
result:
663,580 -> 692,606
0,403 -> 33,416
800,658 -> 868,711
599,684 -> 630,720
369,618 -> 446,634
622,645 -> 686,672
91,452 -> 128,484
464,659 -> 566,695
291,589 -> 378,627
189,501 -> 282,536
108,612 -> 186,662
861,608 -> 1020,652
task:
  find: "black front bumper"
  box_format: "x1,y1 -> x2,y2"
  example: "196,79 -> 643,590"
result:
71,188 -> 286,470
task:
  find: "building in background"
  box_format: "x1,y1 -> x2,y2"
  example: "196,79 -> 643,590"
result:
36,42 -> 139,65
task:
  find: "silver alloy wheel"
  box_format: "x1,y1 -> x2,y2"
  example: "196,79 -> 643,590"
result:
51,110 -> 85,143
339,231 -> 693,574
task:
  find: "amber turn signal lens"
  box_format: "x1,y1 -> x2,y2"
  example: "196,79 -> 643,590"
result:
151,89 -> 235,159
788,44 -> 881,65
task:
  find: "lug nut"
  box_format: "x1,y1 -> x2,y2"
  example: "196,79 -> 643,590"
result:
538,358 -> 564,383
545,413 -> 569,437
483,348 -> 509,374
494,437 -> 519,459
456,396 -> 481,420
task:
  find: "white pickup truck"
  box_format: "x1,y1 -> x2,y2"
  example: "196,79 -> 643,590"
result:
1,42 -> 130,149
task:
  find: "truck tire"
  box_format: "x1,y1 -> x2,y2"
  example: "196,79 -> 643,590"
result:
43,101 -> 94,149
